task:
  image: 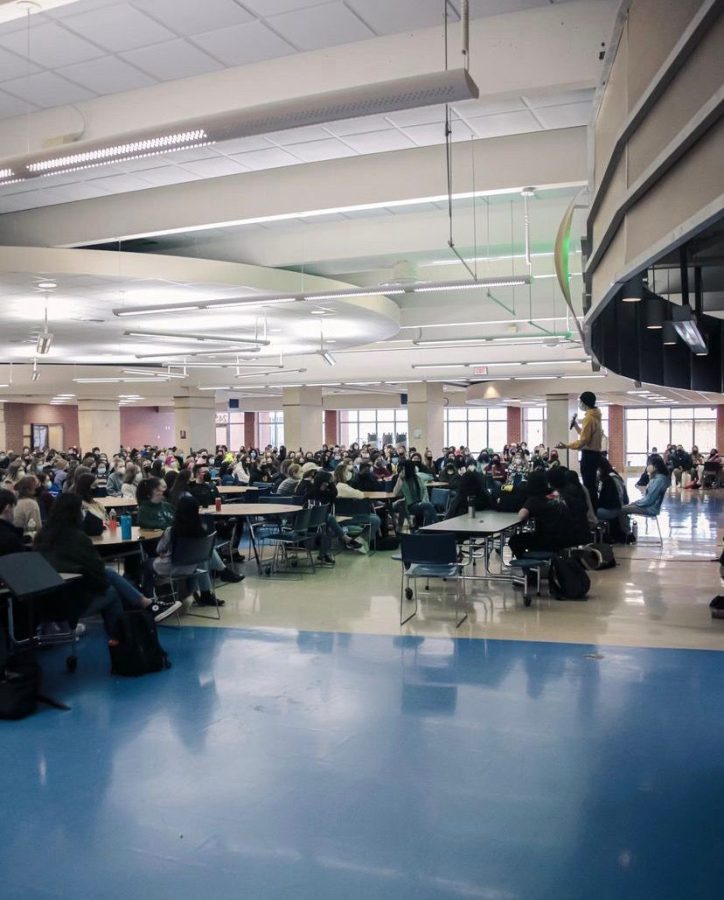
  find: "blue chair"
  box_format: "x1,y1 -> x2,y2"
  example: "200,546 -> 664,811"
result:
508,551 -> 556,607
429,487 -> 451,520
334,498 -> 376,550
397,533 -> 467,627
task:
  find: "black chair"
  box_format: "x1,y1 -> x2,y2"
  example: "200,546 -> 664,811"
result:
397,534 -> 468,627
334,498 -> 376,551
0,552 -> 79,673
158,533 -> 219,620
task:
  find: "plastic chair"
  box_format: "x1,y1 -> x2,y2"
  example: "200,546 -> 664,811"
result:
0,552 -> 79,673
398,533 -> 467,628
508,551 -> 556,607
334,498 -> 376,550
159,533 -> 219,619
429,488 -> 451,520
259,507 -> 316,574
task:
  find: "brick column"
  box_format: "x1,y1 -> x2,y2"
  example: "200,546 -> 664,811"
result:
244,411 -> 256,448
607,404 -> 625,471
324,409 -> 338,446
506,406 -> 522,444
717,405 -> 724,452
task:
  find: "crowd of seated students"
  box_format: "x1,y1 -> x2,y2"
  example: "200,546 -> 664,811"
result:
635,444 -> 723,490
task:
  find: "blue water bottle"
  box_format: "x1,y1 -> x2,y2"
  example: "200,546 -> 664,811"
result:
120,514 -> 132,540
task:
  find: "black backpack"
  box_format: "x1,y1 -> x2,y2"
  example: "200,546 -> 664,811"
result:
0,652 -> 41,719
109,610 -> 171,677
549,555 -> 590,600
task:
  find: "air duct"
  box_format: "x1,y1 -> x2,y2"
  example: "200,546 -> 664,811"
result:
0,69 -> 478,185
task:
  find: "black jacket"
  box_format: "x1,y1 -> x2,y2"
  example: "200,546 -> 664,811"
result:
0,519 -> 26,557
35,526 -> 108,616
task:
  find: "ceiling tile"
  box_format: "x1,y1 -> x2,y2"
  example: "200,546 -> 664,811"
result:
120,39 -> 223,80
345,0 -> 453,34
127,166 -> 203,186
179,156 -> 248,177
324,114 -> 393,136
166,145 -> 221,163
385,104 -> 447,128
193,20 -> 296,66
266,124 -> 334,146
0,88 -> 37,118
58,56 -> 156,94
228,146 -> 302,171
2,70 -> 96,107
131,0 -> 254,35
286,138 -> 357,162
215,135 -> 275,155
533,101 -> 592,129
61,3 -> 176,52
85,172 -> 159,192
453,96 -> 527,118
401,118 -> 473,147
467,109 -> 542,139
0,46 -> 42,82
467,0 -> 550,16
242,0 -> 338,14
45,0 -> 121,18
267,2 -> 374,51
524,88 -> 595,108
0,22 -> 104,68
340,129 -> 416,154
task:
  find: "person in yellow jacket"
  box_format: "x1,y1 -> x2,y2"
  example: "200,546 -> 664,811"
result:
556,391 -> 603,507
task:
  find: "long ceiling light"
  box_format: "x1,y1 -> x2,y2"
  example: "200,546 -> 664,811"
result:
124,329 -> 270,346
235,368 -> 306,380
312,289 -> 405,301
671,305 -> 708,355
134,347 -> 261,359
121,368 -> 187,379
205,298 -> 297,310
413,332 -> 573,347
413,277 -> 530,293
2,68 -> 477,186
73,377 -> 165,384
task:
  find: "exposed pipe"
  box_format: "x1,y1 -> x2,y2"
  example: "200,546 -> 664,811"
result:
461,0 -> 470,66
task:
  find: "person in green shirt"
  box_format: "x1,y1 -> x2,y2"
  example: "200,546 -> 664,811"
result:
137,477 -> 176,530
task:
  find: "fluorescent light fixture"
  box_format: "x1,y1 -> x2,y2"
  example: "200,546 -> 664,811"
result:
671,306 -> 708,355
413,277 -> 530,293
37,281 -> 57,290
526,359 -> 587,366
125,329 -> 270,345
197,386 -> 235,391
645,294 -> 664,330
311,289 -> 404,301
621,276 -> 644,303
205,297 -> 297,310
411,363 -> 471,370
0,168 -> 13,180
134,347 -> 261,359
662,321 -> 678,346
344,381 -> 381,386
514,376 -> 559,381
36,333 -> 53,355
400,316 -> 562,330
484,362 -> 524,368
559,374 -> 605,379
235,368 -> 306,380
321,351 -> 336,367
424,252 -> 555,267
116,305 -> 203,317
413,333 -> 570,347
306,382 -> 341,387
121,368 -> 187,379
73,377 -> 162,383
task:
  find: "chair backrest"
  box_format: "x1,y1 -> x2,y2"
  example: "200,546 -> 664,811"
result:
170,533 -> 217,567
0,551 -> 66,599
400,533 -> 457,565
334,498 -> 372,517
307,504 -> 329,528
252,482 -> 273,493
257,494 -> 296,504
429,488 -> 450,513
291,507 -> 312,532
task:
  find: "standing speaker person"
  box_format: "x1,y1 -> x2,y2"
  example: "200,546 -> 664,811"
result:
556,391 -> 603,508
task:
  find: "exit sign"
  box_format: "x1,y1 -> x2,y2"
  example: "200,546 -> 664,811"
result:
472,366 -> 488,376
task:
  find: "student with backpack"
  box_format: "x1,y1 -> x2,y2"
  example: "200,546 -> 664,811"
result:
508,470 -> 571,558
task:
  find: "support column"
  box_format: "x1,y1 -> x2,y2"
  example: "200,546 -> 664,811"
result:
244,411 -> 256,448
283,387 -> 323,451
174,394 -> 216,453
324,409 -> 338,446
0,402 -> 6,451
507,406 -> 522,445
717,405 -> 724,453
407,382 -> 444,454
545,393 -> 579,472
77,399 -> 121,455
608,404 -> 625,471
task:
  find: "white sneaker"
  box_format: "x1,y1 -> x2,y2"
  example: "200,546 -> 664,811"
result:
74,623 -> 86,637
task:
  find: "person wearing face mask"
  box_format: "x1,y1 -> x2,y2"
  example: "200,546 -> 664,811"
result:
556,391 -> 604,508
105,460 -> 126,497
332,465 -> 382,543
187,464 -> 220,509
439,459 -> 461,491
485,455 -> 507,483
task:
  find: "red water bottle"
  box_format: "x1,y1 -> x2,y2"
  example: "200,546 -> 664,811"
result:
108,509 -> 118,531
215,497 -> 222,512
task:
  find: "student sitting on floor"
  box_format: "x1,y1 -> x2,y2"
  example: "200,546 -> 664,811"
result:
508,470 -> 572,558
34,494 -> 181,629
137,476 -> 176,530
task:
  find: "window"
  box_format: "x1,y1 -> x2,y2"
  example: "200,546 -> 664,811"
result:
523,407 -> 545,447
257,411 -> 284,449
444,406 -> 507,452
338,408 -> 408,448
624,406 -> 716,468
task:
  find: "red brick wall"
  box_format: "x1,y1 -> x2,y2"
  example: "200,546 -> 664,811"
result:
607,404 -> 625,470
120,406 -> 175,448
244,412 -> 256,448
324,409 -> 338,446
3,403 -> 80,451
717,405 -> 724,452
507,406 -> 522,444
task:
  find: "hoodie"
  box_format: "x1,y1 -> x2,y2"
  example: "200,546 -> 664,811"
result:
566,407 -> 603,452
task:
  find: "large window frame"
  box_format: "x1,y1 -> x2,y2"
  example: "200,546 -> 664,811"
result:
338,408 -> 408,448
624,406 -> 717,468
443,406 -> 507,452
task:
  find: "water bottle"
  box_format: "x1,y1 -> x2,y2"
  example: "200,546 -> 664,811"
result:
120,514 -> 132,540
108,509 -> 117,531
215,497 -> 222,512
27,516 -> 37,537
467,496 -> 475,519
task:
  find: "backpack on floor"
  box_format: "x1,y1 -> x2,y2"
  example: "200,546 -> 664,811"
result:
549,555 -> 590,601
109,610 -> 171,677
585,542 -> 617,570
375,535 -> 400,551
0,652 -> 41,719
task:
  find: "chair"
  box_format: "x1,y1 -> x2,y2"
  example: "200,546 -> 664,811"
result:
631,511 -> 663,547
508,551 -> 556,607
158,533 -> 220,619
251,482 -> 273,494
429,487 -> 451,520
397,533 -> 468,628
259,507 -> 316,574
334,498 -> 376,551
0,552 -> 79,673
256,494 -> 298,504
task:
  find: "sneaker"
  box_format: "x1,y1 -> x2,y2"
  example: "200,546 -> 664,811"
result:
322,554 -> 336,566
196,591 -> 225,607
345,539 -> 363,550
232,549 -> 247,562
148,599 -> 182,623
74,623 -> 86,637
316,556 -> 334,567
218,567 -> 244,583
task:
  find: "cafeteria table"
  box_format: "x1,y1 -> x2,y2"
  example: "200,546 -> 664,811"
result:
206,503 -> 302,573
421,512 -> 521,584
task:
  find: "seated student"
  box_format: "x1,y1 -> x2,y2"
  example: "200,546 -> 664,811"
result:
0,490 -> 25,556
187,463 -> 220,508
305,471 -> 362,565
353,461 -> 380,493
120,463 -> 140,500
331,465 -> 382,543
168,469 -> 193,507
438,459 -> 462,491
547,467 -> 593,545
142,496 -> 241,606
71,472 -> 108,536
35,494 -> 180,629
277,463 -> 303,496
508,470 -> 572,558
701,448 -> 723,487
294,463 -> 319,500
619,454 -> 669,518
485,454 -> 507,484
105,459 -> 126,497
233,455 -> 251,484
392,460 -> 436,529
12,475 -> 42,534
163,469 -> 178,497
596,457 -> 630,543
446,469 -> 491,519
137,477 -> 176,530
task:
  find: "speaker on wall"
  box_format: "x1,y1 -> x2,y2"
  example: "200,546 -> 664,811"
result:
229,399 -> 240,409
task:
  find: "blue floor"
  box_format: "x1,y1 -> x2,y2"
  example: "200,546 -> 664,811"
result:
1,627 -> 722,899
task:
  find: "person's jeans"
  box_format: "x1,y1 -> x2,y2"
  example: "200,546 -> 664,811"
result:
83,568 -> 145,639
580,449 -> 602,509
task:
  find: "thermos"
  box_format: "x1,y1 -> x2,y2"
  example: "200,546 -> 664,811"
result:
467,496 -> 475,519
120,514 -> 132,540
215,497 -> 222,512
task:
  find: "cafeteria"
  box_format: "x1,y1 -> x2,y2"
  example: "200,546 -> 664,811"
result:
0,1 -> 722,897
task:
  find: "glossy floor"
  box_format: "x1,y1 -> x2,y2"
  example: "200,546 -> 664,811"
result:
206,486 -> 724,650
3,628 -> 723,899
